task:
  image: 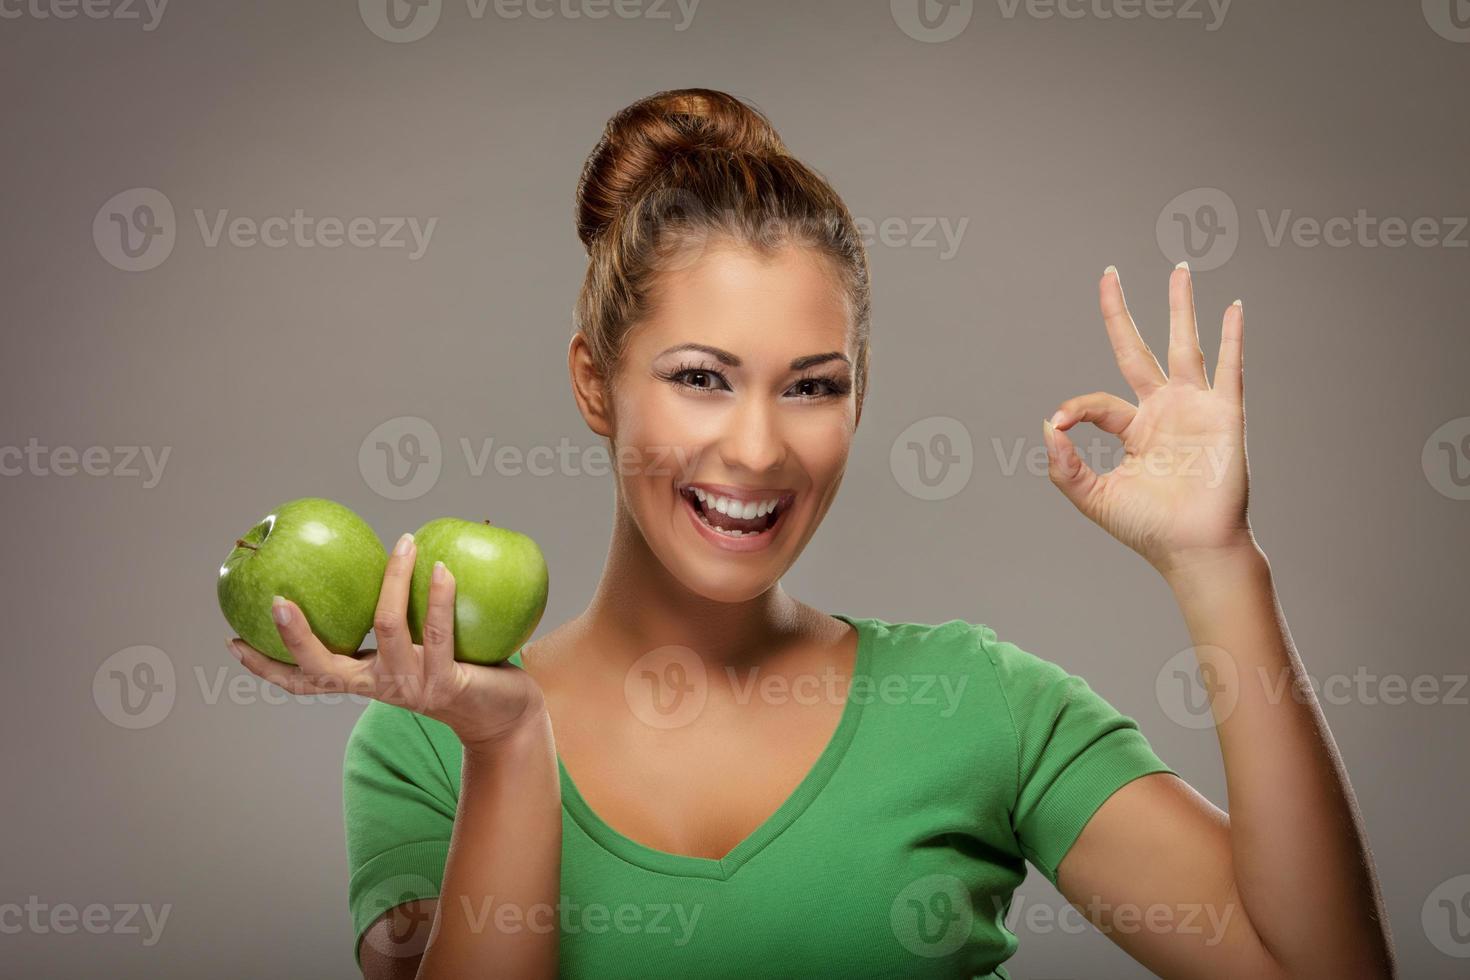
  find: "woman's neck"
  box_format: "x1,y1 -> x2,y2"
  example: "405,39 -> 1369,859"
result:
577,504 -> 812,671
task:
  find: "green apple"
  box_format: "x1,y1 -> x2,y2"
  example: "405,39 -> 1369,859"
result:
407,517 -> 549,665
217,497 -> 387,665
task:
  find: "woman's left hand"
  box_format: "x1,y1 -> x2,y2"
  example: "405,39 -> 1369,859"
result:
1043,264 -> 1257,579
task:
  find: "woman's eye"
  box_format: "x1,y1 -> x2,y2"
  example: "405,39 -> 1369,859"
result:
672,368 -> 730,392
788,377 -> 845,399
662,367 -> 845,399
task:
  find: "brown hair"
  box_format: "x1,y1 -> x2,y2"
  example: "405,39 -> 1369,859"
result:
573,87 -> 872,409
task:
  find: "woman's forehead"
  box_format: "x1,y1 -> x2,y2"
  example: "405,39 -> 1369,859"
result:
633,245 -> 854,358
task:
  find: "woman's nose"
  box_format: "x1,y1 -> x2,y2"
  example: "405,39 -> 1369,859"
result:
717,397 -> 786,475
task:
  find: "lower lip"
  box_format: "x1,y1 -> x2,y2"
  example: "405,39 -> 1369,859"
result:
680,492 -> 788,553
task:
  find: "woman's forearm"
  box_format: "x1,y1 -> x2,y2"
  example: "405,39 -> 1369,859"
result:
417,709 -> 562,980
1163,544 -> 1395,978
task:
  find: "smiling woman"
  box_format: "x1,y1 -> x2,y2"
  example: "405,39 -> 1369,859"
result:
219,87 -> 1393,979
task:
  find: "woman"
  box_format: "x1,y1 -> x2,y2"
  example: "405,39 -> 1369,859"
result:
228,88 -> 1395,978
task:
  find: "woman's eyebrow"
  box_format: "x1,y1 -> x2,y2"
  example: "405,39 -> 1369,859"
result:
656,342 -> 850,371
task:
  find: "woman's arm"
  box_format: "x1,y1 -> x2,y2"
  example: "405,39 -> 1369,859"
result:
1038,266 -> 1395,978
231,537 -> 563,979
385,709 -> 561,979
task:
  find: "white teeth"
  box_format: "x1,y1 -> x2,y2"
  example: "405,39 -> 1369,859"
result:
683,487 -> 793,538
685,488 -> 783,520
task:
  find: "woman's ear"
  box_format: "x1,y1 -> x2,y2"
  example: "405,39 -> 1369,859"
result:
568,332 -> 614,437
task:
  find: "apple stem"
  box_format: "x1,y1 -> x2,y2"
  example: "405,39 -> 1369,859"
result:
235,538 -> 258,551
483,519 -> 493,525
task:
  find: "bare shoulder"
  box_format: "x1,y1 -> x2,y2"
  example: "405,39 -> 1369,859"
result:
514,617 -> 595,695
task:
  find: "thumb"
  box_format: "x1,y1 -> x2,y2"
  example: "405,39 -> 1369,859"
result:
1043,418 -> 1101,515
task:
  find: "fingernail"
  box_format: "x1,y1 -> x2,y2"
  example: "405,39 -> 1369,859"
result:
1175,260 -> 1190,272
1103,264 -> 1118,278
394,532 -> 414,557
226,639 -> 242,661
272,596 -> 291,626
1232,298 -> 1243,309
1049,410 -> 1066,427
1042,418 -> 1055,436
432,560 -> 447,584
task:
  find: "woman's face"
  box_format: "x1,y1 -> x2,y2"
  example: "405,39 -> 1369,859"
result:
606,241 -> 860,604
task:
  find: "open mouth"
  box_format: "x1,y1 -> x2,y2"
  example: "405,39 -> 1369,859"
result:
678,485 -> 794,540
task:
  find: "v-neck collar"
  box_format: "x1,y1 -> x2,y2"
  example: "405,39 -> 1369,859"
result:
509,613 -> 873,881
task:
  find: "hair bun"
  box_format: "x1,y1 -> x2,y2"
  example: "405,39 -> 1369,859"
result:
575,88 -> 787,250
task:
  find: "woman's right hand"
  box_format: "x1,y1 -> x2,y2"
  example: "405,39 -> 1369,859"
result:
228,531 -> 546,750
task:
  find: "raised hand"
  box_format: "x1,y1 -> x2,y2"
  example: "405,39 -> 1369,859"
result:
1042,264 -> 1256,578
227,532 -> 545,749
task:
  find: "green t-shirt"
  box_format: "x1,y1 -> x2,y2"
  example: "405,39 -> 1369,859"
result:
343,615 -> 1174,978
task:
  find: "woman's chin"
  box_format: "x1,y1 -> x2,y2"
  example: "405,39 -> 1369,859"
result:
665,541 -> 788,604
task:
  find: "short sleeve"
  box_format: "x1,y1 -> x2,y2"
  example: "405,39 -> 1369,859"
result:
343,700 -> 458,965
981,627 -> 1176,885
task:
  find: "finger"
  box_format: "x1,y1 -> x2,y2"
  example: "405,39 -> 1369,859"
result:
271,597 -> 363,693
1050,391 -> 1138,438
421,561 -> 457,683
1100,266 -> 1166,398
1043,418 -> 1102,516
1168,262 -> 1209,387
374,533 -> 421,682
1214,299 -> 1244,404
228,637 -> 321,697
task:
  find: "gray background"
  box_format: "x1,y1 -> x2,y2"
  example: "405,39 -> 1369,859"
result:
2,0 -> 1468,976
